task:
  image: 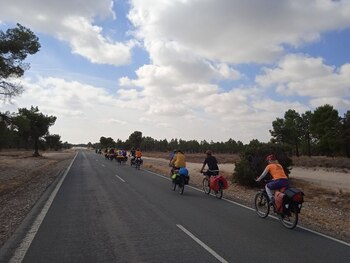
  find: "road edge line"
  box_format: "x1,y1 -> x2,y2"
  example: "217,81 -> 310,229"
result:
144,169 -> 350,247
8,152 -> 78,263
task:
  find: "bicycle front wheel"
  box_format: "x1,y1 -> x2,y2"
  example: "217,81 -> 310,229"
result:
254,191 -> 270,218
280,203 -> 299,229
202,178 -> 211,194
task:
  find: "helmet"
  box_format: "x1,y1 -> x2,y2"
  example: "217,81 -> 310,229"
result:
205,150 -> 212,155
266,154 -> 276,162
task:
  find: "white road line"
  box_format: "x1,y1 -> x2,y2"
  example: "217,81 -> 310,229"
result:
101,164 -> 106,167
145,169 -> 350,247
9,152 -> 78,263
115,174 -> 126,183
176,224 -> 229,263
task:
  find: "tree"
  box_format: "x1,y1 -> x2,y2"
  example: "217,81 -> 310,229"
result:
310,104 -> 341,156
341,111 -> 350,157
13,106 -> 56,156
99,136 -> 115,148
128,131 -> 143,148
270,110 -> 302,156
0,111 -> 15,149
0,23 -> 40,100
300,111 -> 313,157
44,134 -> 62,150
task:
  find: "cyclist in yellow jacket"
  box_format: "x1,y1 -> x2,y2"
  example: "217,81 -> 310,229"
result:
170,150 -> 186,169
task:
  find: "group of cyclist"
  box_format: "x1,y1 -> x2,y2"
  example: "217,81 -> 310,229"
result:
168,149 -> 288,204
169,149 -> 220,182
101,146 -> 288,203
100,147 -> 143,166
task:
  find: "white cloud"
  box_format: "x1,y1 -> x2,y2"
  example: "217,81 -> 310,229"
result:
256,54 -> 350,105
128,0 -> 350,64
0,0 -> 132,65
2,1 -> 349,144
0,76 -> 309,144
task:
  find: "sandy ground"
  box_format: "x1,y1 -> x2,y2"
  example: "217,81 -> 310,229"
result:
289,167 -> 350,192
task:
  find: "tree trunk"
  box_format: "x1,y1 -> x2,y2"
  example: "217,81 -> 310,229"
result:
33,137 -> 40,157
307,132 -> 311,157
295,140 -> 299,157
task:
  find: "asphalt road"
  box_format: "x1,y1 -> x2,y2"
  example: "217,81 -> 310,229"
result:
2,151 -> 350,262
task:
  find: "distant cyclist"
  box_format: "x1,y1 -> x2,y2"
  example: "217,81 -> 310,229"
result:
200,150 -> 219,184
256,154 -> 289,203
135,148 -> 142,163
129,147 -> 136,161
169,149 -> 177,166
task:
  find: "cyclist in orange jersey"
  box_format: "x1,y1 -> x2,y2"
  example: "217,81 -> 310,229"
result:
256,154 -> 289,202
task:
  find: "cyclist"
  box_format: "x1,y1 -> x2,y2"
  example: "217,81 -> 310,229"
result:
170,150 -> 186,169
256,154 -> 289,203
135,148 -> 142,164
170,150 -> 186,179
200,150 -> 219,185
169,149 -> 177,165
129,147 -> 136,163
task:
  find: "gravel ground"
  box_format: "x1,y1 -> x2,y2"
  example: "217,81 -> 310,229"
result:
0,150 -> 76,247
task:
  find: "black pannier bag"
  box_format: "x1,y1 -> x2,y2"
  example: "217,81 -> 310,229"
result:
284,187 -> 304,203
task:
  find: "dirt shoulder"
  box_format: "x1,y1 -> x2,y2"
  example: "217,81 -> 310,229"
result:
0,150 -> 76,247
143,155 -> 350,243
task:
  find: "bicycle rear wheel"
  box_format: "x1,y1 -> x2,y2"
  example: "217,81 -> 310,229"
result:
254,191 -> 270,218
280,203 -> 299,229
202,178 -> 211,194
179,184 -> 184,195
215,188 -> 223,199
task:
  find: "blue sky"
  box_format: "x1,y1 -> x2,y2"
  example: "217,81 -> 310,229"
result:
1,0 -> 349,144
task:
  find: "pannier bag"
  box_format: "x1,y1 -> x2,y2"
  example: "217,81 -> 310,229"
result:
274,191 -> 285,213
210,175 -> 228,191
179,167 -> 189,176
179,167 -> 190,185
284,187 -> 304,203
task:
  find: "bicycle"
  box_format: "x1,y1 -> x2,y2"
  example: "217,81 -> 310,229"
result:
254,180 -> 304,229
201,170 -> 227,199
134,158 -> 142,170
171,167 -> 189,195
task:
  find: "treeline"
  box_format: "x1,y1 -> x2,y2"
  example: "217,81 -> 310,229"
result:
0,107 -> 70,155
94,104 -> 350,157
94,132 -> 245,154
270,104 -> 350,157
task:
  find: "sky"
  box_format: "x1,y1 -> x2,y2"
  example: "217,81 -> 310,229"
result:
0,0 -> 350,144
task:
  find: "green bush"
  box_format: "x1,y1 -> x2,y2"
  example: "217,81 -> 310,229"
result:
233,142 -> 293,187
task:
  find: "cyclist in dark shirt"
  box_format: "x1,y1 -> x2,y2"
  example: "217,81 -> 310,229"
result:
200,150 -> 219,184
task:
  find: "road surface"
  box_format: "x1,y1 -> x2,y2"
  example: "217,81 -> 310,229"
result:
1,151 -> 349,262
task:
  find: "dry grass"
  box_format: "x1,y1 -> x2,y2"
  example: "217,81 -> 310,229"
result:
292,156 -> 350,172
